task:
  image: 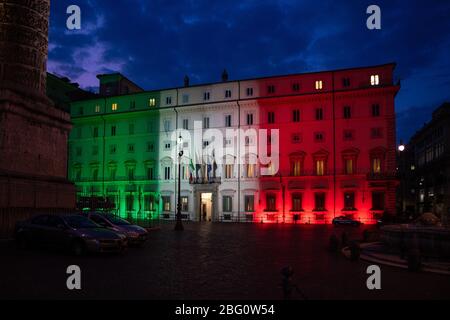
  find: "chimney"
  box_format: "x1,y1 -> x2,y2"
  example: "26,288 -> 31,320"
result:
184,75 -> 190,87
222,69 -> 229,82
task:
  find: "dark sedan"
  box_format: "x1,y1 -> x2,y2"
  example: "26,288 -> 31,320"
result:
332,216 -> 362,226
82,212 -> 148,246
14,214 -> 128,255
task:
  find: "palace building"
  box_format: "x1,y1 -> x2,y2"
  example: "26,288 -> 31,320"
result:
68,63 -> 400,224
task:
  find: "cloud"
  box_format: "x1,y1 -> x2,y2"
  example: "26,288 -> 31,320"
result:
47,0 -> 450,140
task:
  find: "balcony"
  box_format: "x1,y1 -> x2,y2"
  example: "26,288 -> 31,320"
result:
189,177 -> 222,185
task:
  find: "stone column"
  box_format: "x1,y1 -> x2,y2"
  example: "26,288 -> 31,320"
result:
0,0 -> 50,98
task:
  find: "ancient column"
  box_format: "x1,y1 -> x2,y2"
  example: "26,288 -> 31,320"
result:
0,0 -> 76,238
0,0 -> 50,98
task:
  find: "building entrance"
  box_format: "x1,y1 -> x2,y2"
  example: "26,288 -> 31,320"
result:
201,193 -> 213,222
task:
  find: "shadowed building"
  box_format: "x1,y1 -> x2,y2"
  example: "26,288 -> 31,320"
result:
0,0 -> 76,237
401,103 -> 450,223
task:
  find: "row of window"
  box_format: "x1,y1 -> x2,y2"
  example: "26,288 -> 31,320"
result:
73,153 -> 384,181
75,104 -> 383,140
154,191 -> 385,213
288,127 -> 385,144
77,75 -> 383,115
267,104 -> 382,124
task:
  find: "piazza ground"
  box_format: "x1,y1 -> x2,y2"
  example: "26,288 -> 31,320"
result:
0,223 -> 449,300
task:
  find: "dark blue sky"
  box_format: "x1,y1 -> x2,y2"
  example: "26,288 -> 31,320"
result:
48,0 -> 450,141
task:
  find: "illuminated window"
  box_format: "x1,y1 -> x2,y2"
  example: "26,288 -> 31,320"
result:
95,105 -> 100,113
224,164 -> 233,179
314,193 -> 326,211
245,195 -> 255,212
315,80 -> 323,90
112,103 -> 118,111
316,160 -> 325,176
370,75 -> 380,86
162,196 -> 171,211
246,164 -> 256,178
345,159 -> 354,175
291,160 -> 302,177
372,158 -> 382,174
181,197 -> 189,212
149,98 -> 156,107
266,194 -> 277,211
292,193 -> 303,211
144,195 -> 155,211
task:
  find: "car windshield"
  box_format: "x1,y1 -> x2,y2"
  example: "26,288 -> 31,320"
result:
65,216 -> 99,229
105,214 -> 130,226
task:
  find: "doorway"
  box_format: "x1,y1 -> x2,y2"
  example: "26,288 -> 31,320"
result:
201,193 -> 213,222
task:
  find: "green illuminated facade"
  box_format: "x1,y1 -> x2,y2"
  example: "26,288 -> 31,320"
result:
69,87 -> 162,222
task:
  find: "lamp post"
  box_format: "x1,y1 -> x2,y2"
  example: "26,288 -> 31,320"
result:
175,135 -> 184,231
398,140 -> 406,217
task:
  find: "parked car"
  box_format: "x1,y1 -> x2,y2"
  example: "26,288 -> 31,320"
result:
82,212 -> 149,246
332,216 -> 362,226
14,214 -> 128,255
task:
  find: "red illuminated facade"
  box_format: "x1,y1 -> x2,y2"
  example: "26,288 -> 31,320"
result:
256,63 -> 400,224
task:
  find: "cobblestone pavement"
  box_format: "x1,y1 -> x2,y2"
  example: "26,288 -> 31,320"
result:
0,223 -> 449,300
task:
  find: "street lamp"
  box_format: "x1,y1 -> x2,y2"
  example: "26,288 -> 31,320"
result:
398,140 -> 405,152
175,135 -> 184,231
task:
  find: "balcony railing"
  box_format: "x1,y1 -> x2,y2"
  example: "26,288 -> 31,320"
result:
189,177 -> 222,185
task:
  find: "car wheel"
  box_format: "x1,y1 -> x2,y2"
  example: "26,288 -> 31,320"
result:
71,240 -> 85,256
